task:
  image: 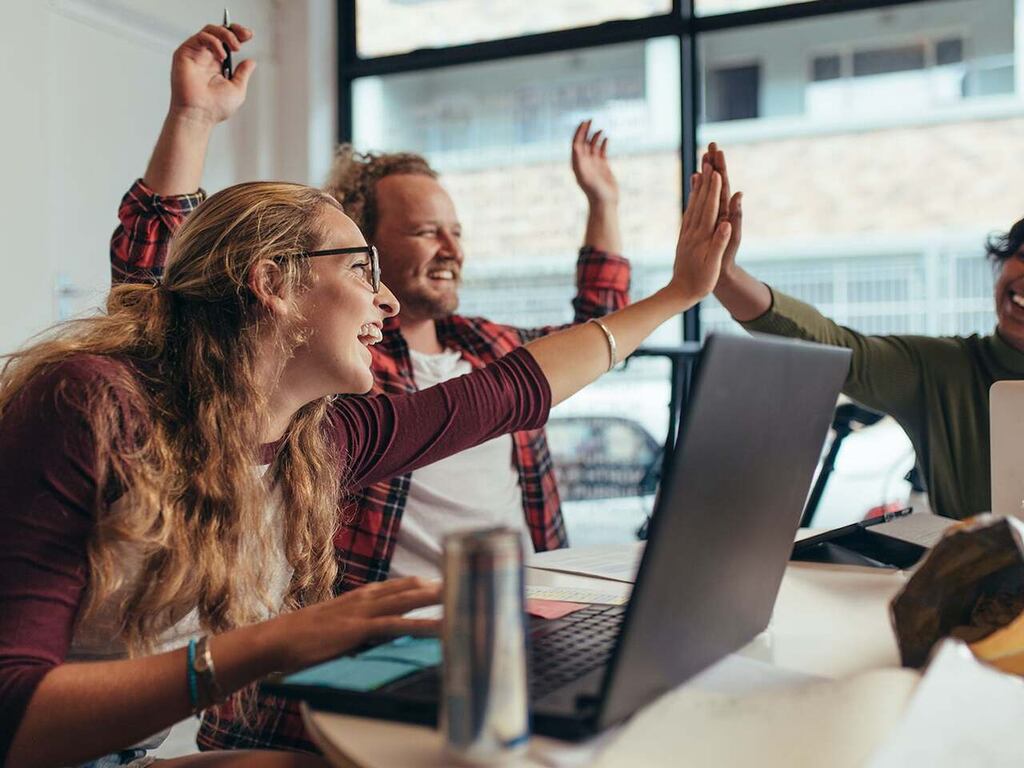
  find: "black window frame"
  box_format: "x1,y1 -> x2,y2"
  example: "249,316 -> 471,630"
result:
337,0 -> 938,342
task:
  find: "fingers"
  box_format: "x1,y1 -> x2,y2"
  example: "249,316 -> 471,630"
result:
572,120 -> 589,151
729,191 -> 742,227
180,24 -> 253,65
189,31 -> 227,63
350,576 -> 437,599
705,146 -> 727,218
712,220 -> 733,256
699,171 -> 723,233
228,24 -> 254,43
363,617 -> 441,642
685,159 -> 714,230
572,119 -> 609,158
231,58 -> 257,90
363,586 -> 443,619
201,23 -> 243,51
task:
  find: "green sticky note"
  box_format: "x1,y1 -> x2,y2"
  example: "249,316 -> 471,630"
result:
284,656 -> 418,692
358,636 -> 442,668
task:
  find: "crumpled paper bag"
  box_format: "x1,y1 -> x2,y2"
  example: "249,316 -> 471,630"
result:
891,514 -> 1024,670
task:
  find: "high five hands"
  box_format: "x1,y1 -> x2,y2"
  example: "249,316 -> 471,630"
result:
670,145 -> 738,305
700,142 -> 743,279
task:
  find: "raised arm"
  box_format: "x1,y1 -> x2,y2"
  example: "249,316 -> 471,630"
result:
529,156 -> 729,403
144,24 -> 255,195
110,25 -> 255,284
705,143 -> 925,415
572,119 -> 622,255
511,122 -> 630,343
331,160 -> 730,488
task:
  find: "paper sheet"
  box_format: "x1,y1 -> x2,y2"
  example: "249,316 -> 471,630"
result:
525,585 -> 630,605
870,512 -> 954,548
589,662 -> 918,768
532,655 -> 825,768
525,599 -> 588,620
868,640 -> 1024,767
527,544 -> 645,583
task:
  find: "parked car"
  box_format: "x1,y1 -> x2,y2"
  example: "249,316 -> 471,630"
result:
546,415 -> 662,502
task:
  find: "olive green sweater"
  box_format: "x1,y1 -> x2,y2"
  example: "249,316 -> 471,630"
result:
742,288 -> 1024,520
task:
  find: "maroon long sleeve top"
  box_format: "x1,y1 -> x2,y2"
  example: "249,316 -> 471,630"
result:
0,347 -> 550,762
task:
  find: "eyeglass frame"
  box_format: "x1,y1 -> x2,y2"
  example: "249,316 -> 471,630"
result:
296,245 -> 381,294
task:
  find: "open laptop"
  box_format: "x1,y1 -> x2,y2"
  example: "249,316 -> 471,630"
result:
265,333 -> 851,740
990,380 -> 1024,518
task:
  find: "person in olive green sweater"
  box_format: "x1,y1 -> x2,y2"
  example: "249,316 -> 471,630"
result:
702,143 -> 1024,521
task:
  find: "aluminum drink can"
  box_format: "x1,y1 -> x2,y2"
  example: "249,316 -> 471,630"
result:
441,527 -> 529,764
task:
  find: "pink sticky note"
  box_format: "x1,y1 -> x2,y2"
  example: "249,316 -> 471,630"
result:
526,598 -> 589,620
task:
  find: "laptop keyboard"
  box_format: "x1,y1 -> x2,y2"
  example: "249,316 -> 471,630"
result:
391,604 -> 625,702
528,604 -> 625,699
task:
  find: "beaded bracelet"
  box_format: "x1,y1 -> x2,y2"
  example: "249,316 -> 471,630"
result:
186,638 -> 200,713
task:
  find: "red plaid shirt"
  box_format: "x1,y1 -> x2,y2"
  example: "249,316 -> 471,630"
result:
110,179 -> 631,753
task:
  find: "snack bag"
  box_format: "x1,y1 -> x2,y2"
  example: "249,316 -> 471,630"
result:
890,515 -> 1024,670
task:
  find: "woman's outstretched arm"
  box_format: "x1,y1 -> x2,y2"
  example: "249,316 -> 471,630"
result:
527,158 -> 732,404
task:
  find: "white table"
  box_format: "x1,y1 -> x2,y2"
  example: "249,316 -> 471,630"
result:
301,561 -> 908,767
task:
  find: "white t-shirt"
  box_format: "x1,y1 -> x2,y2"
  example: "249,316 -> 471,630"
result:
389,348 -> 529,579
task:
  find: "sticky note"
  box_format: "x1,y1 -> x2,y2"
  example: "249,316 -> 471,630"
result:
526,598 -> 589,620
358,636 -> 442,668
284,656 -> 419,692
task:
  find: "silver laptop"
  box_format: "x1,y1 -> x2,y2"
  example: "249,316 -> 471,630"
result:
266,333 -> 852,740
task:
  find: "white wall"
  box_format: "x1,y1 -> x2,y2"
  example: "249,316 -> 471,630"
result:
0,0 -> 336,355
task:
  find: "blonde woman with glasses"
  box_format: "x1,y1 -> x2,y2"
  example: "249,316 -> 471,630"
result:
0,91 -> 732,768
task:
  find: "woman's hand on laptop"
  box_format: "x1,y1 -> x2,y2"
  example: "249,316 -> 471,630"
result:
267,577 -> 442,673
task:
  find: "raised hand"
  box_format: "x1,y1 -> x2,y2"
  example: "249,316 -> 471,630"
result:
571,120 -> 619,206
169,24 -> 256,126
700,142 -> 743,277
671,159 -> 733,303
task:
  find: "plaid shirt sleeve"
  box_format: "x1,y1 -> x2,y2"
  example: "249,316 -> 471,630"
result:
515,246 -> 631,343
109,179 -> 205,285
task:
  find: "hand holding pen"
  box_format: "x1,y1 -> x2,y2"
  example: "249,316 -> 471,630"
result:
168,21 -> 256,127
222,8 -> 233,80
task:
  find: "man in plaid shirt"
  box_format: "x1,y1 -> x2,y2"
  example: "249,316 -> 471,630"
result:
113,26 -> 629,753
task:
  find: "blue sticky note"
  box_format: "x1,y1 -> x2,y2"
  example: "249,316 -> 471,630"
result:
284,656 -> 419,692
358,636 -> 442,668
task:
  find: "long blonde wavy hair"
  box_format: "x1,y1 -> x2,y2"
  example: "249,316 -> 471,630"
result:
0,182 -> 347,654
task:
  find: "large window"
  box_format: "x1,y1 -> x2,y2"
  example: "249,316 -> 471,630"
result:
356,1 -> 673,57
342,0 -> 1023,532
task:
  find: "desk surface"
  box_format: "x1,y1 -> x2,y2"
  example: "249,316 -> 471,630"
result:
303,562 -> 907,767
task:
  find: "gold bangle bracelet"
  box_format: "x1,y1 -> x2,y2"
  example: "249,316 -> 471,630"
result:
589,318 -> 617,373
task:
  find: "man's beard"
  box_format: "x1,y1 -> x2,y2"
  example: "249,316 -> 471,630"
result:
399,280 -> 461,320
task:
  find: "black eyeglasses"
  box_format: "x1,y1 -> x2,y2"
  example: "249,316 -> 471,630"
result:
298,245 -> 381,293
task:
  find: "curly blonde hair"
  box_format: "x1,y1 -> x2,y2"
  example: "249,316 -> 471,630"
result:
0,182 -> 346,654
323,144 -> 438,239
